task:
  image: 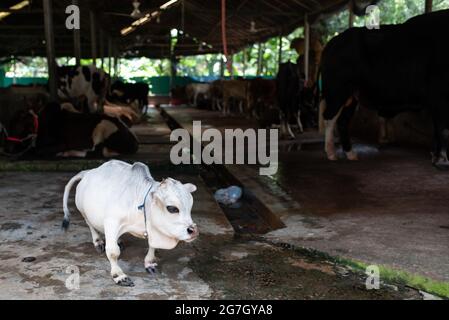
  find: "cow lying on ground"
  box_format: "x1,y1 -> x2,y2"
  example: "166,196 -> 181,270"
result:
58,65 -> 109,114
62,160 -> 199,286
320,9 -> 449,168
4,101 -> 138,158
109,80 -> 150,114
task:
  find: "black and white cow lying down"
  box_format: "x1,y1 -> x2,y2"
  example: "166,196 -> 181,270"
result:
320,9 -> 449,168
58,64 -> 109,114
5,102 -> 138,158
63,160 -> 199,286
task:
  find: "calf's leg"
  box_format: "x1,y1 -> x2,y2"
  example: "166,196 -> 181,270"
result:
104,222 -> 134,287
144,247 -> 158,275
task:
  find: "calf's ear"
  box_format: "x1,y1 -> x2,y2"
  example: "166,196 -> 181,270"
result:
184,183 -> 197,193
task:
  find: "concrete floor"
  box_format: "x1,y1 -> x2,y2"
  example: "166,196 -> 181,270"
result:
0,172 -> 421,300
0,106 -> 446,299
164,106 -> 449,288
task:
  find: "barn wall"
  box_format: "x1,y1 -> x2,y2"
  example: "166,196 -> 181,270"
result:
351,106 -> 433,148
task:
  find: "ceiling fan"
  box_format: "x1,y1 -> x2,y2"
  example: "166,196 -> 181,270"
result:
104,0 -> 144,19
249,20 -> 272,34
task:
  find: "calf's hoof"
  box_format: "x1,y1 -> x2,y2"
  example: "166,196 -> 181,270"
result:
95,241 -> 105,254
114,275 -> 135,287
145,263 -> 158,275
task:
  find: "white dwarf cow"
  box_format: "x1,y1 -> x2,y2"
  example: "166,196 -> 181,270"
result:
62,160 -> 199,287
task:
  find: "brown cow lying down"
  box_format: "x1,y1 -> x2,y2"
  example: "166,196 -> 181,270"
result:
4,102 -> 138,158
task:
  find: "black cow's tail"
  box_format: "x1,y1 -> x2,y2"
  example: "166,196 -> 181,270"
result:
62,171 -> 88,231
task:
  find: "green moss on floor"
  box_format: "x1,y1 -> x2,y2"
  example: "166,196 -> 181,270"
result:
339,258 -> 449,299
273,242 -> 449,299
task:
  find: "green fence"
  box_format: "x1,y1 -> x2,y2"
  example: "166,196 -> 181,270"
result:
0,69 -> 4,87
0,75 -> 200,95
0,75 -> 273,95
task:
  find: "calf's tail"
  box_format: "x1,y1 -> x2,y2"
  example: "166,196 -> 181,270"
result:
62,171 -> 88,231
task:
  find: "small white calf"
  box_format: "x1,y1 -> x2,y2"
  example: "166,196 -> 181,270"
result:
62,160 -> 198,287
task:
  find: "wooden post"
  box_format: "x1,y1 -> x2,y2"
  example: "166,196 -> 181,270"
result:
242,48 -> 247,77
43,0 -> 57,100
256,43 -> 263,76
113,43 -> 119,78
229,53 -> 234,78
278,35 -> 283,69
220,54 -> 225,77
348,0 -> 355,27
72,0 -> 81,65
304,13 -> 310,83
90,10 -> 97,66
99,28 -> 104,69
108,37 -> 113,76
425,0 -> 433,13
169,33 -> 177,90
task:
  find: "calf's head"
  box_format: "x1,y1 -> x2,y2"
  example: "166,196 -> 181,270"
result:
147,178 -> 198,250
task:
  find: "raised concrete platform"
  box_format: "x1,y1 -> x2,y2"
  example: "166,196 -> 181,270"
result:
161,106 -> 449,297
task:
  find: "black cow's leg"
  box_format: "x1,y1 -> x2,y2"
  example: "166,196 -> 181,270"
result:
337,101 -> 358,160
432,125 -> 449,170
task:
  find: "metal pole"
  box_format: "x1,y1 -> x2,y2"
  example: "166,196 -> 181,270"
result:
304,13 -> 310,83
43,0 -> 57,100
90,10 -> 97,66
72,0 -> 81,65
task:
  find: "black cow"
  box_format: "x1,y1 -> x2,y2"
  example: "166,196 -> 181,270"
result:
4,102 -> 138,158
276,62 -> 317,138
320,10 -> 449,168
109,80 -> 149,113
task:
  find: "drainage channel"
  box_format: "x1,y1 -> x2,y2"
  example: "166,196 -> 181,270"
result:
158,106 -> 275,235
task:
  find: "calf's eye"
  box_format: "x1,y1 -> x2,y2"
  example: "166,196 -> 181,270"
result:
166,206 -> 179,214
